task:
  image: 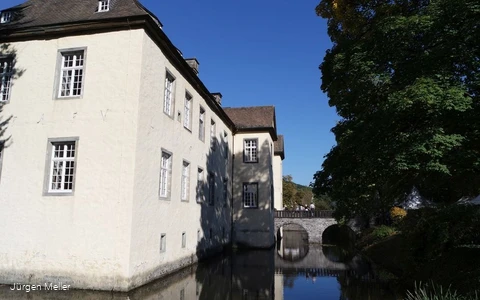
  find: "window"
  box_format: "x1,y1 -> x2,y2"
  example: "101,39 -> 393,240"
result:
182,232 -> 186,248
224,131 -> 229,159
196,167 -> 204,203
184,92 -> 192,130
0,58 -> 12,102
210,119 -> 216,151
0,142 -> 4,182
58,50 -> 85,98
244,139 -> 258,163
159,151 -> 172,198
243,183 -> 258,208
180,288 -> 185,300
223,178 -> 228,207
199,107 -> 205,141
181,161 -> 190,201
208,172 -> 215,205
163,72 -> 175,116
1,11 -> 12,24
160,233 -> 166,253
46,140 -> 78,194
98,0 -> 110,12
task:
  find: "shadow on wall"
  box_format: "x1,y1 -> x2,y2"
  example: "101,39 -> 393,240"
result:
231,139 -> 275,248
0,43 -> 25,154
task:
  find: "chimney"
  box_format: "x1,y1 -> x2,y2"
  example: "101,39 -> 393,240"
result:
212,92 -> 223,106
185,58 -> 199,75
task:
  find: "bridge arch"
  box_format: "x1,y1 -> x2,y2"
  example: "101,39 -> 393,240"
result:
274,211 -> 359,244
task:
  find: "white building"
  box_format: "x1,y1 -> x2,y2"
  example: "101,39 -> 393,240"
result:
0,0 -> 284,292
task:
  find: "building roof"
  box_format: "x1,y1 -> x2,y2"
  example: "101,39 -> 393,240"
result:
0,0 -> 236,130
223,106 -> 274,128
224,106 -> 278,140
274,135 -> 285,160
0,0 -> 158,30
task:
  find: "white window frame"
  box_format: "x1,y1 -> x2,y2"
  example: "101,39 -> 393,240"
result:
0,142 -> 4,183
181,160 -> 190,201
43,138 -> 79,196
224,131 -> 229,159
57,50 -> 86,98
210,119 -> 216,151
208,172 -> 215,206
159,150 -> 172,199
160,233 -> 166,253
0,57 -> 13,102
199,106 -> 205,141
196,167 -> 204,203
244,139 -> 258,163
184,92 -> 192,130
98,0 -> 110,12
181,232 -> 186,249
1,11 -> 12,24
163,72 -> 175,117
243,183 -> 258,208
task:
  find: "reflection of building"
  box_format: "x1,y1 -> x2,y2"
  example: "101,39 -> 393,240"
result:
0,0 -> 283,291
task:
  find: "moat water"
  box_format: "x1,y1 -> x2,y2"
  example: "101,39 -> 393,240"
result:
0,230 -> 405,300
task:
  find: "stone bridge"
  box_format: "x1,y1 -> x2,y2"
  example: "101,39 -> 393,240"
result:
274,210 -> 358,244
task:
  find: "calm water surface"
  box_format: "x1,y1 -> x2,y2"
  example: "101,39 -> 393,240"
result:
0,230 -> 404,300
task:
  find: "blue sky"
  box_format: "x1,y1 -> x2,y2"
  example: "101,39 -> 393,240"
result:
1,0 -> 339,186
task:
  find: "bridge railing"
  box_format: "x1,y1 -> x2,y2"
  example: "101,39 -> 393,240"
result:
274,210 -> 334,219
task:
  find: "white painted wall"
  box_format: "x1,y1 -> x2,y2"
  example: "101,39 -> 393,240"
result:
0,28 -> 233,291
0,29 -> 144,290
232,132 -> 275,248
273,154 -> 283,210
128,32 -> 233,288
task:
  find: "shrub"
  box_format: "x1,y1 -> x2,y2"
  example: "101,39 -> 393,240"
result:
405,282 -> 478,300
390,206 -> 407,224
372,225 -> 397,240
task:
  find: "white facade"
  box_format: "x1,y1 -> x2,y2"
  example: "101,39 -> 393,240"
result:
273,154 -> 284,210
0,0 -> 283,292
0,28 -> 232,291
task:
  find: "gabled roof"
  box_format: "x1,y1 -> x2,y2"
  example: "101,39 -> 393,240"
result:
0,0 -> 158,30
223,106 -> 278,140
274,135 -> 285,160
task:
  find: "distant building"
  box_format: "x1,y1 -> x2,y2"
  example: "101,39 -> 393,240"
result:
0,0 -> 284,291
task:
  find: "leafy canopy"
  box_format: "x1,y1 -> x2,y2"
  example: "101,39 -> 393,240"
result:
312,0 -> 480,220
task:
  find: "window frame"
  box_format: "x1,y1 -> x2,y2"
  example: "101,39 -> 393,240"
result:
181,160 -> 190,202
160,233 -> 166,253
223,177 -> 228,207
163,71 -> 176,118
0,141 -> 4,183
159,149 -> 173,200
0,57 -> 13,103
98,0 -> 110,12
183,91 -> 192,131
208,172 -> 215,206
54,47 -> 87,100
243,182 -> 259,208
181,232 -> 186,249
43,137 -> 79,196
199,106 -> 205,142
243,138 -> 258,163
0,11 -> 12,24
196,167 -> 204,203
224,131 -> 229,159
210,119 -> 216,151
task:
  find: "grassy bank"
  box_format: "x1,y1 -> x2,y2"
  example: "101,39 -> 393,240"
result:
357,205 -> 480,297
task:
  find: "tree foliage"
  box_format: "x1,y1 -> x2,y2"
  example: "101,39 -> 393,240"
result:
313,0 -> 480,220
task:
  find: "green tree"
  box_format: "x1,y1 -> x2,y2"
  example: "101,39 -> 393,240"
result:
282,175 -> 296,209
313,0 -> 480,220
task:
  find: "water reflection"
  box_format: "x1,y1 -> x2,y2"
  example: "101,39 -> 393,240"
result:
0,231 -> 403,300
